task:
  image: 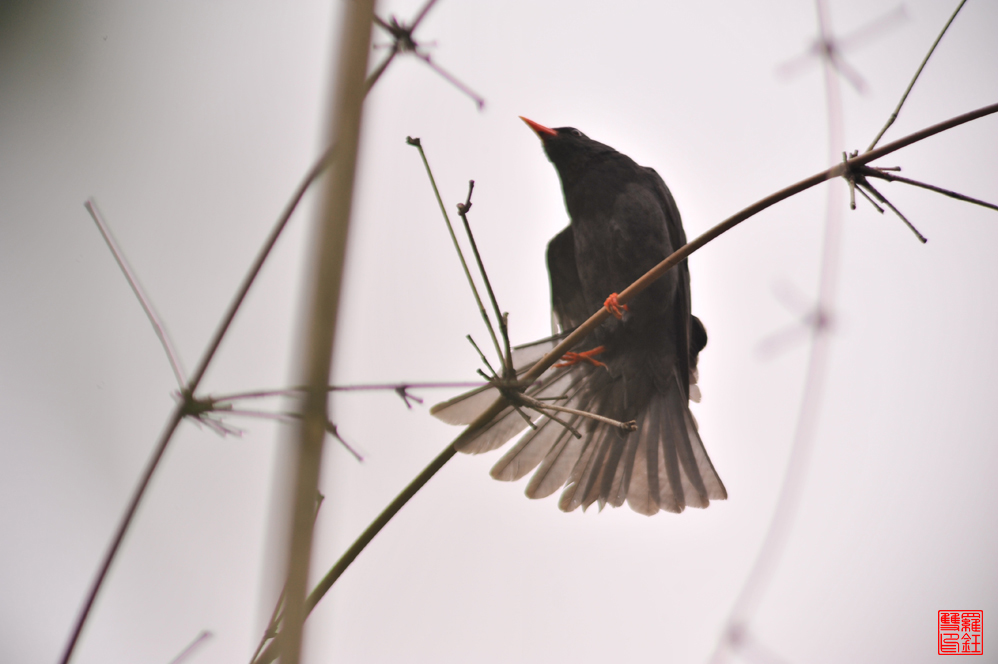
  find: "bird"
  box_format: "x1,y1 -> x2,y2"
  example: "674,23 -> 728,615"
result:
430,117 -> 726,516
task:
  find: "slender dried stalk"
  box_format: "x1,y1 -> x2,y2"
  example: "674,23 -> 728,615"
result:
516,392 -> 636,432
409,139 -> 506,371
213,381 -> 484,403
861,167 -> 998,212
167,630 -> 212,664
867,0 -> 968,151
457,181 -> 515,378
277,1 -> 374,662
85,199 -> 187,387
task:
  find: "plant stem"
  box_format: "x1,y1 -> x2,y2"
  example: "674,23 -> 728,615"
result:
277,1 -> 374,662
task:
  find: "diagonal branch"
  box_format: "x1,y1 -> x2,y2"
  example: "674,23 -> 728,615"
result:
860,166 -> 998,212
515,392 -> 635,433
408,138 -> 506,372
855,178 -> 928,242
167,630 -> 213,664
867,0 -> 968,151
373,0 -> 484,109
85,199 -> 187,388
249,103 -> 998,664
412,52 -> 486,109
456,180 -> 514,377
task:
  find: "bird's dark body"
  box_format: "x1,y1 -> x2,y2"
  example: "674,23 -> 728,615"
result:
432,120 -> 725,515
548,147 -> 689,379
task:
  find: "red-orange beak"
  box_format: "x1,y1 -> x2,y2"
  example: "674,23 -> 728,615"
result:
520,116 -> 557,138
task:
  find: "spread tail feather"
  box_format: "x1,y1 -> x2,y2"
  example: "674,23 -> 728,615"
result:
430,338 -> 725,515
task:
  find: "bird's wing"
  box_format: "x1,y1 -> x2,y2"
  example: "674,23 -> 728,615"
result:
642,166 -> 686,249
637,168 -> 695,399
546,225 -> 590,332
606,182 -> 675,290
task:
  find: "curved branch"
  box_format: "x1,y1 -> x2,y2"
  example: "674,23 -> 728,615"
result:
250,103 -> 998,664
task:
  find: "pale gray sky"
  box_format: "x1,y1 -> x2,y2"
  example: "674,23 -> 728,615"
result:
1,1 -> 996,663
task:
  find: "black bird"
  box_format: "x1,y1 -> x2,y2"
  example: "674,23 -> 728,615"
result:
431,118 -> 725,516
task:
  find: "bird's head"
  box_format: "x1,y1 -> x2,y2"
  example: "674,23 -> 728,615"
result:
519,116 -> 616,184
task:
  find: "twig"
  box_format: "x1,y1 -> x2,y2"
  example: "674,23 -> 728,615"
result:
855,179 -> 928,242
85,199 -> 187,388
776,5 -> 905,83
834,5 -> 906,52
58,405 -> 187,664
516,392 -> 635,432
364,50 -> 396,94
209,381 -> 483,403
249,492 -> 325,664
167,630 -> 212,664
394,386 -> 424,408
325,422 -> 365,463
867,0 -> 968,151
373,0 -> 484,109
468,335 -> 500,379
861,166 -> 998,212
854,179 -> 885,213
408,136 -> 505,369
248,106 -> 998,664
412,52 -> 486,109
456,181 -> 514,377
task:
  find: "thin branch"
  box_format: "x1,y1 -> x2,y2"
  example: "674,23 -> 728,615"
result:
409,0 -> 440,31
861,166 -> 998,212
249,492 -> 325,664
244,105 -> 998,664
167,630 -> 213,664
856,179 -> 928,242
867,0 -> 968,151
854,179 -> 885,213
413,52 -> 486,110
58,407 -> 187,664
468,335 -> 500,379
249,590 -> 284,664
776,5 -> 904,81
394,386 -> 424,408
85,199 -> 187,388
408,136 -> 505,369
517,404 -> 581,439
364,50 -> 396,94
211,381 -> 485,403
373,0 -> 484,109
456,180 -> 514,377
516,392 -> 635,432
835,4 -> 906,52
325,422 -> 365,462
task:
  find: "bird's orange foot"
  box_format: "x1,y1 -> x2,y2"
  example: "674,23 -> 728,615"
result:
555,345 -> 607,368
604,293 -> 629,320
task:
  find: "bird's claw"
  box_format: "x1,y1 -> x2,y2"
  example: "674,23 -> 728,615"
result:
604,293 -> 629,320
555,345 -> 608,368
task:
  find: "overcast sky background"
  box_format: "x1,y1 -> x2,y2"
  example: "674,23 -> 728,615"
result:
1,1 -> 996,663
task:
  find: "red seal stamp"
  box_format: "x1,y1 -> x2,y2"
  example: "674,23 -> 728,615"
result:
938,610 -> 983,655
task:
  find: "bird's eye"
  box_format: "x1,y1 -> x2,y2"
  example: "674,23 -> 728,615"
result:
572,129 -> 583,137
